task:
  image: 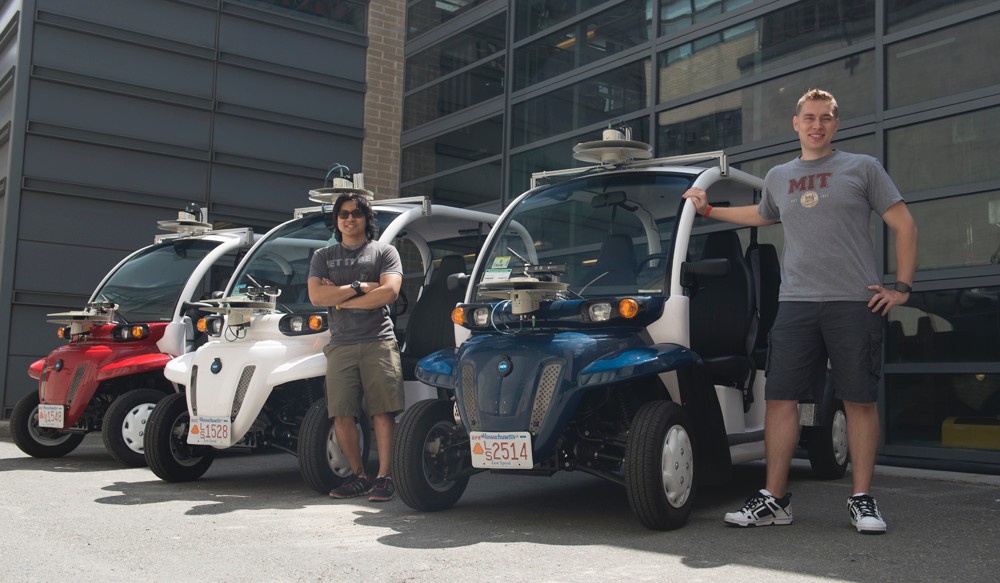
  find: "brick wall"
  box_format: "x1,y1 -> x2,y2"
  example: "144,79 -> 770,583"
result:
362,0 -> 405,200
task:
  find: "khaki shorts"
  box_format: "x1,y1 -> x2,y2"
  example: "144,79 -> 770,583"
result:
324,339 -> 404,418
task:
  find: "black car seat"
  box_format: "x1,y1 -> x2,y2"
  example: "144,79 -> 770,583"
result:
400,254 -> 468,380
688,231 -> 755,392
583,232 -> 638,288
747,242 -> 781,369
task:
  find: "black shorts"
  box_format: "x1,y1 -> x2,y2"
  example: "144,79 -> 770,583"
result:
764,301 -> 883,404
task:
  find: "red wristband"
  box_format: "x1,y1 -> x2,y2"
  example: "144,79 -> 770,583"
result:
703,204 -> 713,218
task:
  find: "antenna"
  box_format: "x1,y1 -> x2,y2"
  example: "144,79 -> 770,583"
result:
157,204 -> 213,234
308,164 -> 374,203
572,125 -> 652,165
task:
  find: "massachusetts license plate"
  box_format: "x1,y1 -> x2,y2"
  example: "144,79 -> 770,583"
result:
469,431 -> 533,469
37,404 -> 64,428
188,416 -> 231,446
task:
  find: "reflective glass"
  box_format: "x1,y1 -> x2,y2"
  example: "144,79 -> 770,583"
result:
515,0 -> 609,40
886,372 -> 1000,451
510,119 -> 650,195
513,0 -> 652,91
887,106 -> 1000,194
404,58 -> 505,130
656,59 -> 875,156
401,161 -> 503,209
660,0 -> 753,36
886,0 -> 993,32
887,13 -> 1000,109
407,0 -> 492,39
406,15 -> 506,91
887,285 -> 1000,363
512,59 -> 649,147
888,191 -> 1000,273
402,116 -> 503,183
658,0 -> 874,104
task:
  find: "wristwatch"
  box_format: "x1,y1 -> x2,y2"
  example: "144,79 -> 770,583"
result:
893,281 -> 912,294
351,280 -> 364,297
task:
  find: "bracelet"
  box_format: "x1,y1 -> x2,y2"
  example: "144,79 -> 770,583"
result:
703,204 -> 713,218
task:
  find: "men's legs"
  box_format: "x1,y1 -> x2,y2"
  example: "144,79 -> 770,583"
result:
764,399 -> 801,498
333,416 -> 365,476
843,400 -> 879,494
371,412 -> 395,477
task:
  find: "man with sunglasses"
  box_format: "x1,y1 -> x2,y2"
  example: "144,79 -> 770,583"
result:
308,192 -> 404,502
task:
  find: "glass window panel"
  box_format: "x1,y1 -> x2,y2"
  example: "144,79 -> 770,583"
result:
403,57 -> 505,130
887,191 -> 1000,273
658,0 -> 874,104
406,15 -> 506,91
401,161 -> 503,209
887,285 -> 1000,364
886,372 -> 1000,451
402,116 -> 504,183
656,60 -> 875,156
659,0 -> 753,36
509,119 -> 651,196
235,0 -> 366,31
886,0 -> 993,32
887,106 -> 1000,194
515,0 -> 609,40
888,13 -> 1000,109
407,0 -> 492,39
512,59 -> 650,147
513,0 -> 652,91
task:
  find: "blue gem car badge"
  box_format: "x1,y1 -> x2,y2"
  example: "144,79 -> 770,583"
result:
210,358 -> 223,374
54,359 -> 64,372
497,356 -> 512,377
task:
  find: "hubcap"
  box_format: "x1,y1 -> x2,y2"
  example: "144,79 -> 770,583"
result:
29,407 -> 74,446
168,413 -> 203,467
660,424 -> 694,508
422,421 -> 454,492
831,409 -> 849,465
121,402 -> 156,454
325,425 -> 354,478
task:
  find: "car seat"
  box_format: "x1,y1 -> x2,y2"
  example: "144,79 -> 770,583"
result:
583,233 -> 637,288
400,254 -> 468,381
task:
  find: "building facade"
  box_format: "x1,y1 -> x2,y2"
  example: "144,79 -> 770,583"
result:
399,0 -> 1000,472
0,0 -> 401,413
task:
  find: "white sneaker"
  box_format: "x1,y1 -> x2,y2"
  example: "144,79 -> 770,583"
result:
724,489 -> 793,527
848,494 -> 887,534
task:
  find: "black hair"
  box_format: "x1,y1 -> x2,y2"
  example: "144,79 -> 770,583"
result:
332,192 -> 377,242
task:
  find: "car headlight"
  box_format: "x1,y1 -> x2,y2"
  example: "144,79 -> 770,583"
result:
279,313 -> 328,336
112,324 -> 150,341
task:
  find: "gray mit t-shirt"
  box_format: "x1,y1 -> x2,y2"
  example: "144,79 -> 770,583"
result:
308,239 -> 402,344
758,150 -> 903,302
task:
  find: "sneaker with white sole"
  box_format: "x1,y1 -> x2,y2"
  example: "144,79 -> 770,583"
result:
724,489 -> 793,527
847,494 -> 887,534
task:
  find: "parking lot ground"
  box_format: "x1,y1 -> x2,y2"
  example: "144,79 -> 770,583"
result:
1,430 -> 999,583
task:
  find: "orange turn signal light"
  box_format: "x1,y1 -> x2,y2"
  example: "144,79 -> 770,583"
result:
618,298 -> 639,319
451,306 -> 465,326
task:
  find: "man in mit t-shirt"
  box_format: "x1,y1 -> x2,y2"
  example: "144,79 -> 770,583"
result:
682,88 -> 918,534
308,192 -> 404,503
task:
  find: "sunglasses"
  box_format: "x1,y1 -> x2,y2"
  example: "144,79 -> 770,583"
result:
337,209 -> 365,220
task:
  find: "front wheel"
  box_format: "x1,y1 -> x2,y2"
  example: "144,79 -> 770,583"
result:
9,391 -> 84,458
624,400 -> 696,531
102,388 -> 165,467
144,392 -> 215,482
392,399 -> 470,512
298,398 -> 371,495
803,399 -> 849,480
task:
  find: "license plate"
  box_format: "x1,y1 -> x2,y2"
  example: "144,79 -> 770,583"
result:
37,404 -> 64,428
469,431 -> 533,469
188,416 -> 231,446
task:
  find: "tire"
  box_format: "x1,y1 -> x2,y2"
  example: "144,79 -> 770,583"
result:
392,399 -> 470,512
804,399 -> 849,480
298,398 -> 371,495
9,391 -> 84,458
102,389 -> 165,467
624,400 -> 696,531
144,392 -> 215,482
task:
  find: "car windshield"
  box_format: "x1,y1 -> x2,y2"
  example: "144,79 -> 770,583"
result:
228,209 -> 401,313
95,239 -> 222,322
474,172 -> 694,300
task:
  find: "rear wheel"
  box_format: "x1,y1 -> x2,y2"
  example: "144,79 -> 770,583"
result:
298,398 -> 371,495
9,391 -> 84,458
393,399 -> 470,512
102,388 -> 165,467
804,399 -> 849,480
144,392 -> 215,482
625,400 -> 696,531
